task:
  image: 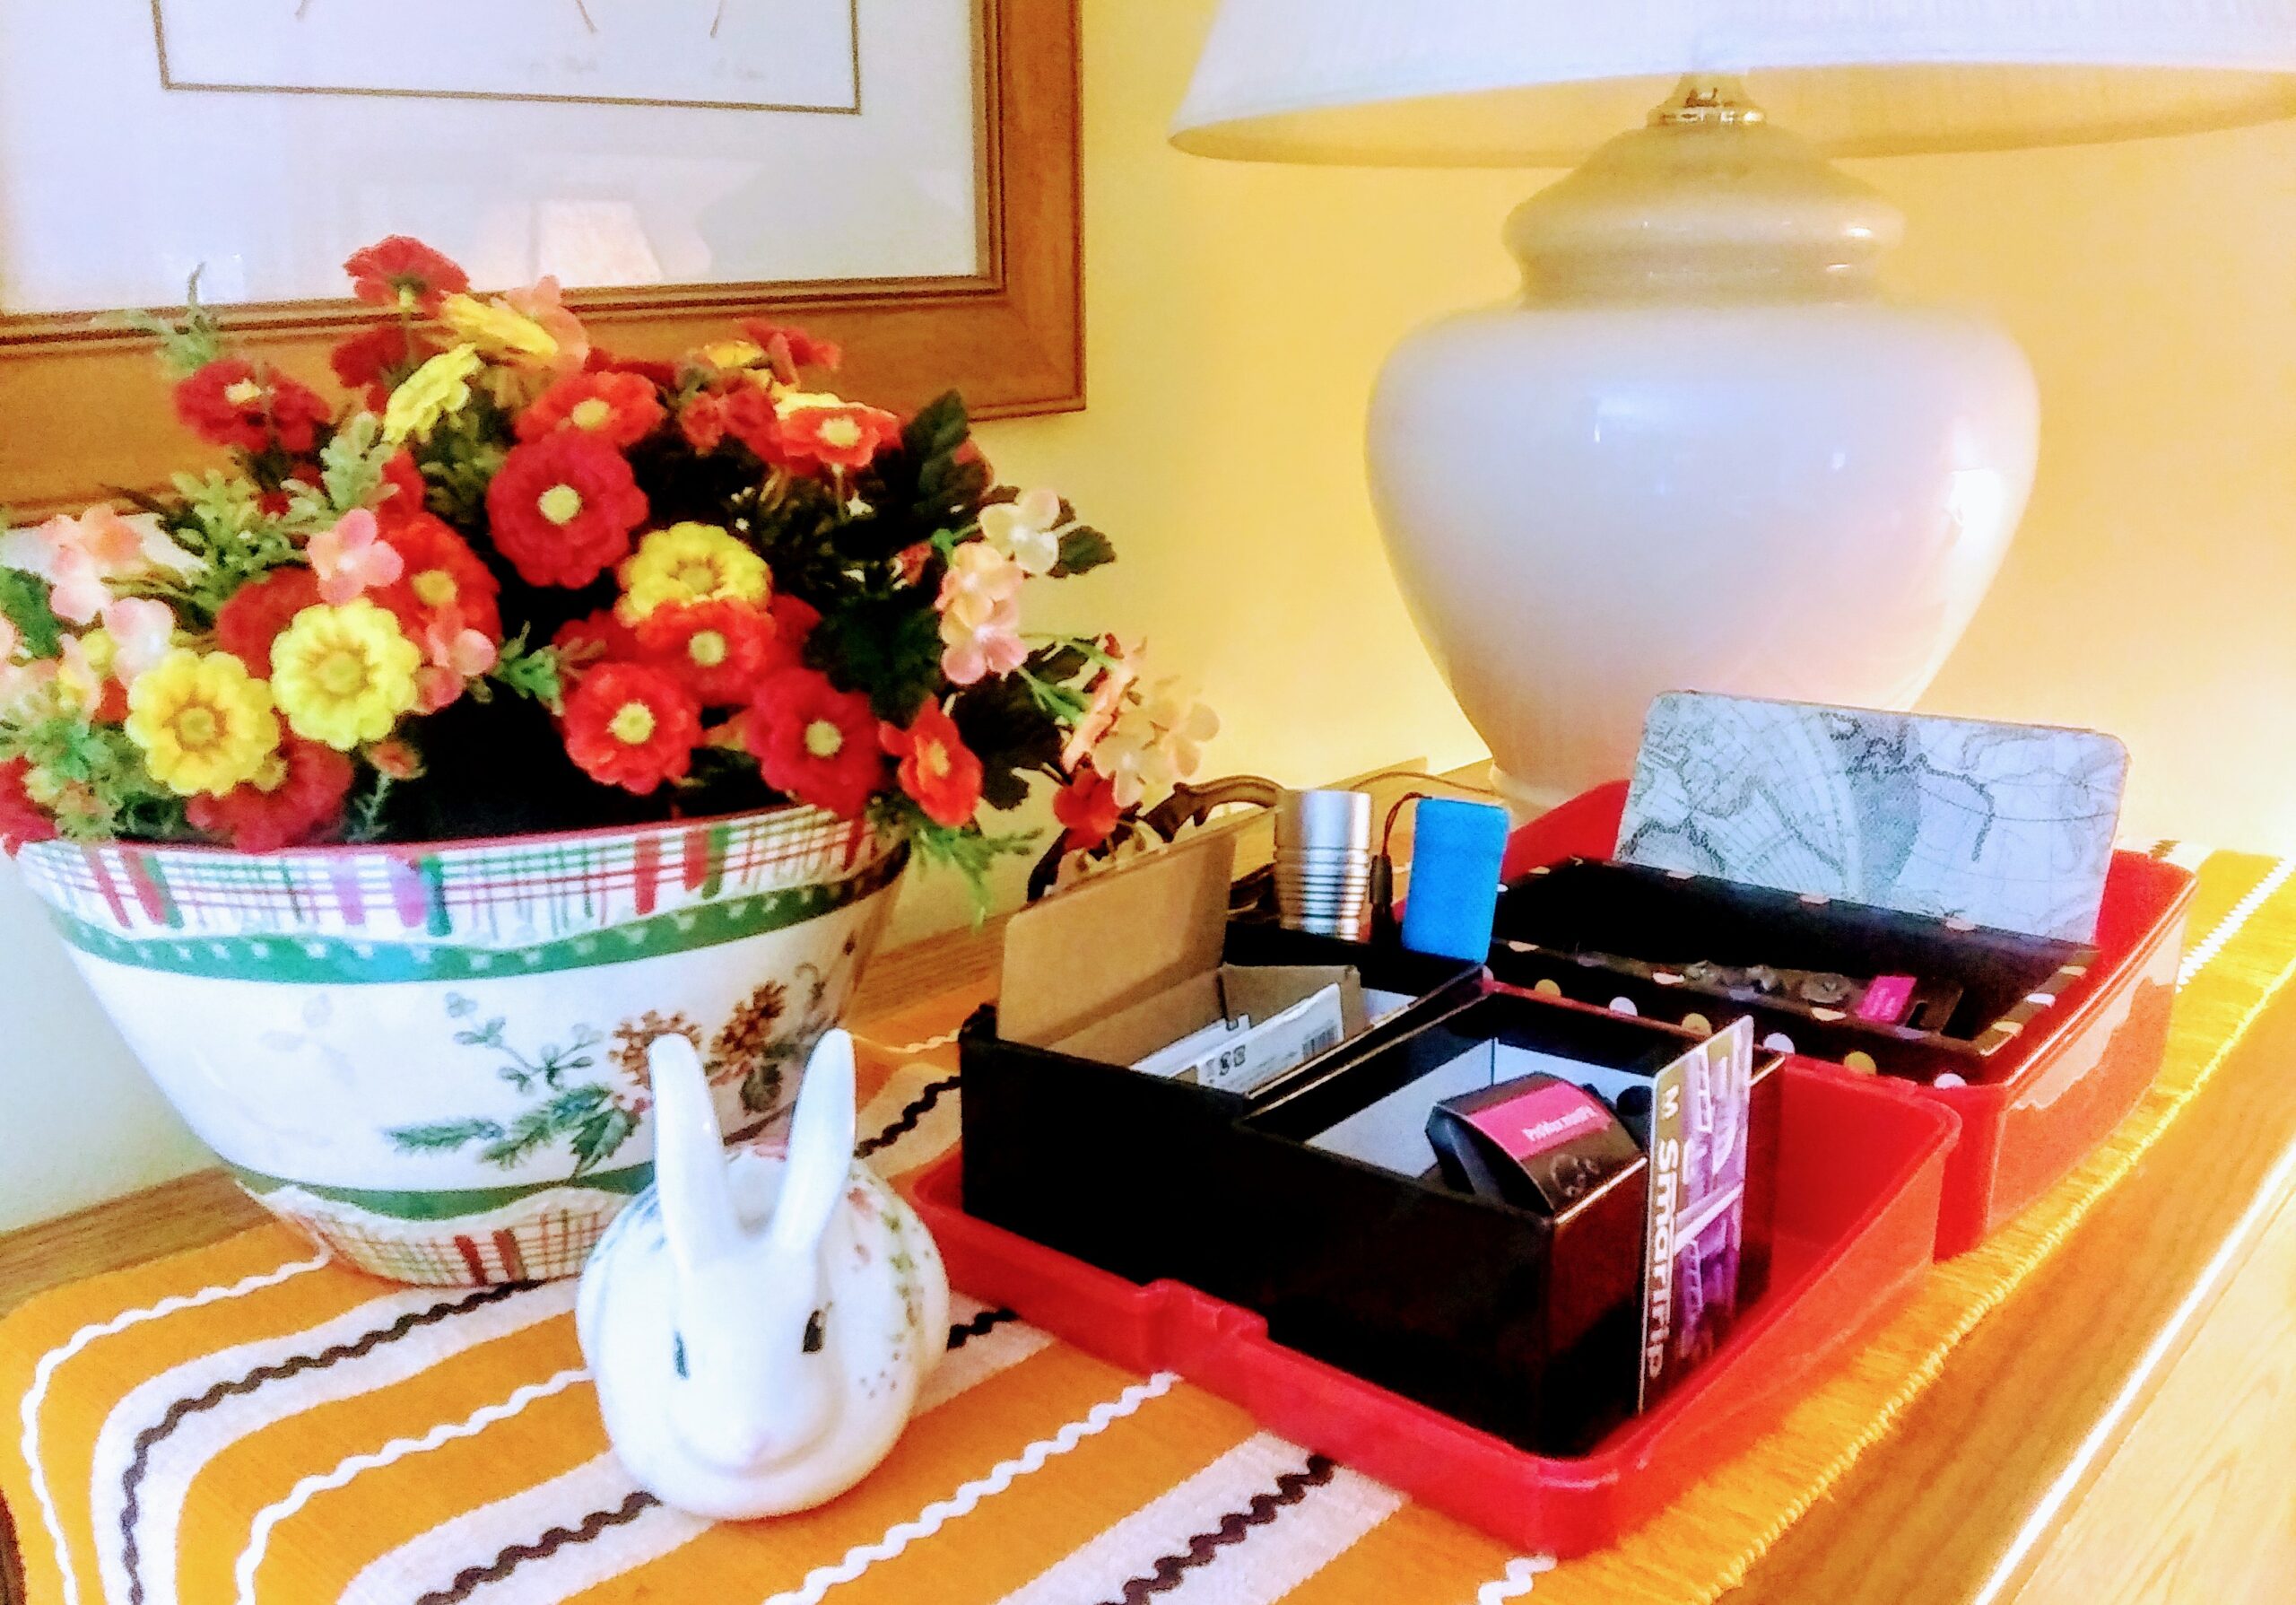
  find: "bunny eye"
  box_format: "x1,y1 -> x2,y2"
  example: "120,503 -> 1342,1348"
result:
803,1308 -> 827,1353
673,1332 -> 689,1379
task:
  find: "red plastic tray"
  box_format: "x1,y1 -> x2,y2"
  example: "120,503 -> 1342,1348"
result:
1500,781 -> 2196,1256
910,1064 -> 1956,1557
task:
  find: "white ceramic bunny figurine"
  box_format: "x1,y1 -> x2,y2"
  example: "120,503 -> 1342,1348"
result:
577,1027 -> 949,1519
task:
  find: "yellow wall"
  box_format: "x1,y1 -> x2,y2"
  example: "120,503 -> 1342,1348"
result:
6,0 -> 2294,1226
1882,133 -> 2296,852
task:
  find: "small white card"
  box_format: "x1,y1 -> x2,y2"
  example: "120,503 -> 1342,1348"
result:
1142,983 -> 1349,1096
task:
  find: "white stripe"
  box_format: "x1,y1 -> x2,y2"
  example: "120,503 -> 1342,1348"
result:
995,1433 -> 1311,1605
232,1366 -> 592,1605
855,1060 -> 962,1181
1151,1460 -> 1403,1604
1476,1555 -> 1557,1603
339,1452 -> 707,1605
93,1280 -> 574,1605
996,1432 -> 1402,1605
2179,857 -> 2296,989
918,1307 -> 1052,1416
15,1252 -> 328,1605
346,1295 -> 1047,1603
760,1372 -> 1181,1605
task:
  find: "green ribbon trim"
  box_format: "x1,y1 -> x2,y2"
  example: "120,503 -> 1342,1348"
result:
230,1162 -> 651,1221
45,846 -> 906,984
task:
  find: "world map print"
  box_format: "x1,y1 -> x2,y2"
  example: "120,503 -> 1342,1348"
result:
1617,693 -> 2127,943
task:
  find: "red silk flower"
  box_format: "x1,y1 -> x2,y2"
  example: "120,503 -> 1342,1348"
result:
516,371 -> 667,450
175,360 -> 331,456
561,661 -> 701,795
0,758 -> 58,855
741,320 -> 844,383
344,236 -> 469,315
635,598 -> 778,706
777,403 -> 901,474
486,432 -> 649,589
375,512 -> 502,645
330,325 -> 438,411
187,740 -> 354,852
745,667 -> 885,821
1053,765 -> 1122,851
552,607 -> 643,688
213,566 -> 326,676
882,699 -> 984,829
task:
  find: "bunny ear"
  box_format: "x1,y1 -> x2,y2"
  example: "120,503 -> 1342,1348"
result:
767,1028 -> 857,1260
648,1033 -> 744,1276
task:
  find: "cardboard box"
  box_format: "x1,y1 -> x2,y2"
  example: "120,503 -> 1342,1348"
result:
998,836 -> 1387,1098
1058,965 -> 1365,1095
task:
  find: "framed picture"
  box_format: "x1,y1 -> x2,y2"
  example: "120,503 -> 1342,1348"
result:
0,0 -> 1081,513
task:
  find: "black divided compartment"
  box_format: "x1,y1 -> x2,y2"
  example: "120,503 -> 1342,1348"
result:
1491,858 -> 2098,1081
963,950 -> 1781,1456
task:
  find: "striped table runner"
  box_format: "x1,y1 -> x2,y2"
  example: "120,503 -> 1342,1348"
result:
6,846 -> 2292,1605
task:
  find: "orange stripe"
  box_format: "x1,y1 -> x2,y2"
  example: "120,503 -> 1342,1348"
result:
562,1343 -> 1140,1603
4,1247 -> 398,1605
176,1318 -> 589,1604
833,1382 -> 1258,1605
1280,1502 -> 1519,1605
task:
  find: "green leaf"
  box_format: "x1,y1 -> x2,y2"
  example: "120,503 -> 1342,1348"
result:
413,400 -> 511,530
808,595 -> 946,723
106,271 -> 227,379
570,1106 -> 639,1176
4,712 -> 187,840
901,390 -> 971,464
387,1118 -> 507,1154
317,414 -> 393,515
0,570 -> 64,659
1050,526 -> 1117,579
1026,641 -> 1091,685
343,773 -> 396,844
893,390 -> 990,533
951,673 -> 1064,812
490,630 -> 565,716
898,801 -> 1040,923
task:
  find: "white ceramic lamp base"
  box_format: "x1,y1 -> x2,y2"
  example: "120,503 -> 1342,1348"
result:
1367,85 -> 2039,814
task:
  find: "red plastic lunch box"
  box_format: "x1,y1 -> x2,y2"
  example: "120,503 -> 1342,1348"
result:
1499,782 -> 2196,1257
913,1062 -> 1954,1557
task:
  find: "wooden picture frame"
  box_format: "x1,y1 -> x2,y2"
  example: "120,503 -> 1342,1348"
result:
0,0 -> 1082,518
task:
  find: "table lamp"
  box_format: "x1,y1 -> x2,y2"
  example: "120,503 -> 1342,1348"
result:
1171,3 -> 2296,813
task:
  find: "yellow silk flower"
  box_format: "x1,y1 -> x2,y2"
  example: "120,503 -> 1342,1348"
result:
438,292 -> 559,364
269,599 -> 423,750
382,345 -> 484,444
616,523 -> 770,623
124,650 -> 281,798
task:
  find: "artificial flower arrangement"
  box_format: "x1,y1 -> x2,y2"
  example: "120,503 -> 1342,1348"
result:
0,237 -> 1215,903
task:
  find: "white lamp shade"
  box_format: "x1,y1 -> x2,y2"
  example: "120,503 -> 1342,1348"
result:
1172,0 -> 2296,162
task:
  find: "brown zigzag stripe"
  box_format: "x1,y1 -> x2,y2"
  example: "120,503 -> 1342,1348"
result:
423,1302 -> 1017,1598
414,1488 -> 661,1605
853,1072 -> 961,1159
118,1280 -> 534,1605
947,1306 -> 1017,1351
2149,839 -> 2181,860
1102,1453 -> 1337,1605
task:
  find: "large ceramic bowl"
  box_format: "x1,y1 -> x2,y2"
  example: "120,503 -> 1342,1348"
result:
13,804 -> 906,1285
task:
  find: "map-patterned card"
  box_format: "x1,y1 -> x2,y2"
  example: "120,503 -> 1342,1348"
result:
1616,693 -> 2128,943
